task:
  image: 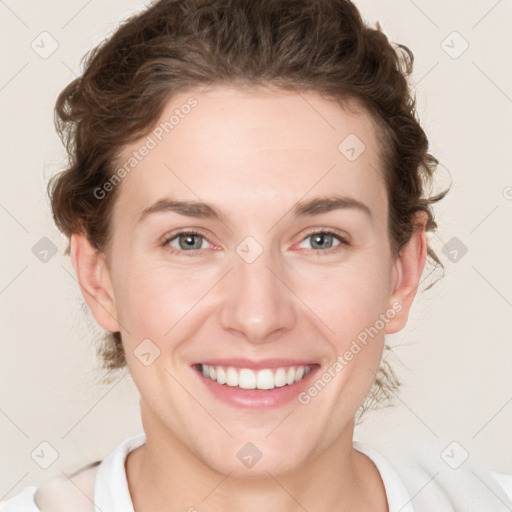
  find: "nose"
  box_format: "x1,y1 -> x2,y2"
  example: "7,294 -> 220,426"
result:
218,244 -> 297,344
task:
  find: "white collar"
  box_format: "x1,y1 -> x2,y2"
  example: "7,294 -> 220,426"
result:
94,432 -> 145,512
354,441 -> 414,512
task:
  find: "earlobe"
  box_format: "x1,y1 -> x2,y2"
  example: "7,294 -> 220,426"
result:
385,212 -> 428,334
70,233 -> 120,333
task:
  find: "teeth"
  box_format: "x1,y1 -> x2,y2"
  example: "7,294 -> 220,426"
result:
239,368 -> 256,389
216,366 -> 227,385
199,364 -> 312,390
256,369 -> 274,390
274,367 -> 287,387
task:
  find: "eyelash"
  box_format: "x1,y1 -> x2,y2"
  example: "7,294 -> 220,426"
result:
161,228 -> 350,257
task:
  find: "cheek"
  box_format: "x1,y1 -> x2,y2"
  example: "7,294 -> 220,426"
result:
301,264 -> 391,398
291,254 -> 393,400
111,257 -> 218,342
292,254 -> 392,338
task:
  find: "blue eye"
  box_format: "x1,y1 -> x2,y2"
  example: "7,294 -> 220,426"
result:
299,230 -> 350,255
164,231 -> 211,253
302,232 -> 339,250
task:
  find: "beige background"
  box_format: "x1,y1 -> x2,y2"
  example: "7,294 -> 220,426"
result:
1,0 -> 511,500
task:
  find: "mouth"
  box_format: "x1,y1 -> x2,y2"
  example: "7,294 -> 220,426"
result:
192,360 -> 320,408
194,363 -> 313,390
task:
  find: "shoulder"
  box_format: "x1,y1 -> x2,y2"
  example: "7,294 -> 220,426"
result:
1,433 -> 144,512
490,470 -> 512,504
355,426 -> 512,511
34,461 -> 101,512
6,461 -> 101,512
0,486 -> 39,512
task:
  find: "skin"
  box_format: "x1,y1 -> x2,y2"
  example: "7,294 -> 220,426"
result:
71,85 -> 427,511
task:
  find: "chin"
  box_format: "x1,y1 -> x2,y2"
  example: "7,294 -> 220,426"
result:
205,452 -> 306,480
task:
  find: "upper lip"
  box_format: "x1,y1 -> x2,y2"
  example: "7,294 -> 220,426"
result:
193,358 -> 318,370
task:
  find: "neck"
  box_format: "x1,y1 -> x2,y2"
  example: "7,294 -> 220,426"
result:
125,416 -> 388,512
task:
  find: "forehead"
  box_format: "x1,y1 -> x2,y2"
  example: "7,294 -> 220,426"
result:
112,86 -> 387,226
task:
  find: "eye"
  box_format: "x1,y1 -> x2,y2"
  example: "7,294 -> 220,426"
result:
162,230 -> 213,256
161,228 -> 350,257
298,229 -> 350,254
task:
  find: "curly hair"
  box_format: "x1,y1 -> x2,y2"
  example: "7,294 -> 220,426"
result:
47,0 -> 449,412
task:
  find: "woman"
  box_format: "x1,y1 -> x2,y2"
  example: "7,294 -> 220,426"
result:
2,0 -> 511,511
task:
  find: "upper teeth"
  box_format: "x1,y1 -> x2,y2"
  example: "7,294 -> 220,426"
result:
200,364 -> 311,390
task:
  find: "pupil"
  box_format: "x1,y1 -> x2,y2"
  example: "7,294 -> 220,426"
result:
313,233 -> 332,249
180,234 -> 201,250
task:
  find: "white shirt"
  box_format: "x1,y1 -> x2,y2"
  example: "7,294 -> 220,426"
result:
1,431 -> 511,512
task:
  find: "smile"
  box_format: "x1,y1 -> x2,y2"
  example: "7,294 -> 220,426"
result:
197,363 -> 312,390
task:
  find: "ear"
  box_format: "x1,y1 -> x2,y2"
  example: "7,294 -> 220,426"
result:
70,232 -> 120,333
385,211 -> 428,334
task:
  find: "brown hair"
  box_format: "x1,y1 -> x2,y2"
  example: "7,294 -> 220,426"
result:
48,0 -> 449,411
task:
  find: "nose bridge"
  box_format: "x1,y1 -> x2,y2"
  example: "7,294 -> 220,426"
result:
219,237 -> 297,342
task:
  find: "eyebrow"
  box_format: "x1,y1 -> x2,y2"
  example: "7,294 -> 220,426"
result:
137,195 -> 372,224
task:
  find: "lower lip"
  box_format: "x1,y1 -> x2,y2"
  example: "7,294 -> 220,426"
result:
193,365 -> 320,409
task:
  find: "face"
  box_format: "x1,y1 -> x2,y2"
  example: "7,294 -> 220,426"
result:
78,86 -> 418,477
